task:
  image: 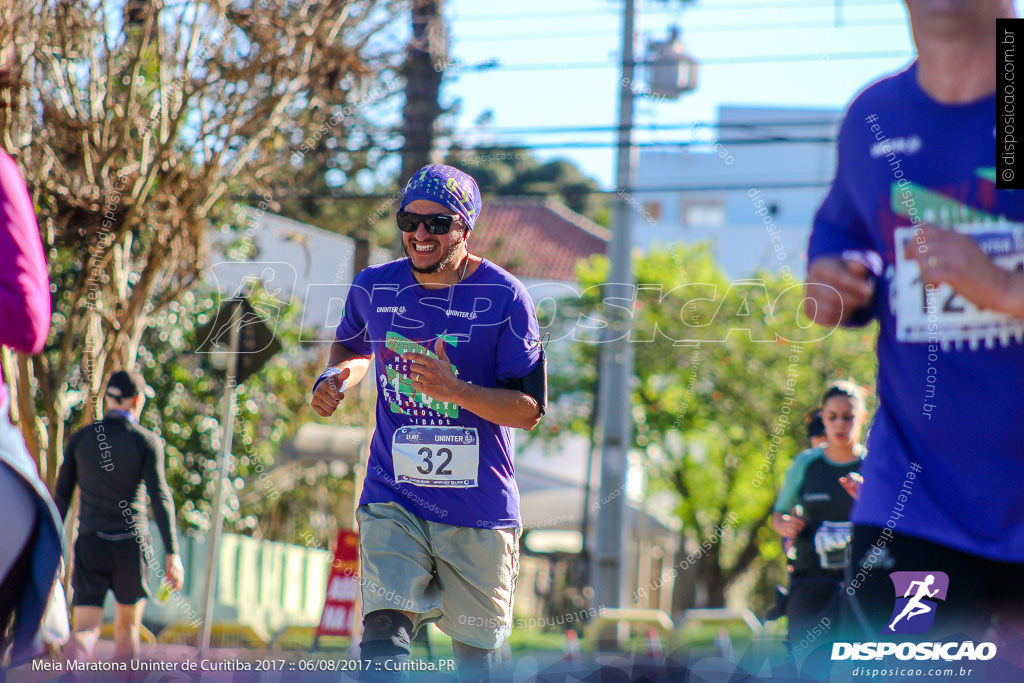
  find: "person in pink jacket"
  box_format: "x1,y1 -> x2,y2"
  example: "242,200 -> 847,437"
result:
0,147 -> 61,666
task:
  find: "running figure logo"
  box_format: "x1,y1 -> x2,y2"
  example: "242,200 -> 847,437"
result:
884,571 -> 950,635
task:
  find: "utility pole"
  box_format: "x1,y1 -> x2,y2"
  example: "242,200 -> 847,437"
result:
593,0 -> 637,614
394,0 -> 446,256
194,297 -> 281,658
198,301 -> 240,659
399,0 -> 445,183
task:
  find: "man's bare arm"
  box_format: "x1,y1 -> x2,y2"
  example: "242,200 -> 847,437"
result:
403,339 -> 543,431
310,341 -> 373,418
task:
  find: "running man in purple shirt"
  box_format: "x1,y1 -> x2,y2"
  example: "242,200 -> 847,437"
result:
311,164 -> 545,681
804,0 -> 1024,652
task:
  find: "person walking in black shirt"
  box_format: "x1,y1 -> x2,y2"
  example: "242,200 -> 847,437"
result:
54,370 -> 183,663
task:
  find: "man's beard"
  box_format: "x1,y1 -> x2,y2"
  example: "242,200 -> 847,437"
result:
406,230 -> 465,274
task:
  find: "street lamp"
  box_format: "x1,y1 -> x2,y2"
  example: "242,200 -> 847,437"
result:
645,26 -> 699,100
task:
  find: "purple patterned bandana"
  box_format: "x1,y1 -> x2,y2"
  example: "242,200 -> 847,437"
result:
400,164 -> 482,230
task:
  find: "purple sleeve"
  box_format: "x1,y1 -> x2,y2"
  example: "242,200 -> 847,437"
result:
495,289 -> 542,382
334,279 -> 373,356
808,118 -> 874,263
808,116 -> 881,326
0,150 -> 50,355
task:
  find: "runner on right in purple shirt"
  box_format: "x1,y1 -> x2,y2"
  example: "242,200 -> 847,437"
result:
804,0 -> 1024,649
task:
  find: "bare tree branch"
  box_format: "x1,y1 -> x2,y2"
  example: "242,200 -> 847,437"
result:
2,0 -> 407,485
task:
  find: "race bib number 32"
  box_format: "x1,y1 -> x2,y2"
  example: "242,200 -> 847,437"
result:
392,426 -> 479,488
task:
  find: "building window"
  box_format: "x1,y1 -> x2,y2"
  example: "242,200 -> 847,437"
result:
643,201 -> 662,222
683,200 -> 725,227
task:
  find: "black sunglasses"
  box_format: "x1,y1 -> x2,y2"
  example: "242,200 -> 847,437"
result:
396,211 -> 460,235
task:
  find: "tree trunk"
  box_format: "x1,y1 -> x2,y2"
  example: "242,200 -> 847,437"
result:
698,556 -> 729,608
400,0 -> 445,182
669,531 -> 733,612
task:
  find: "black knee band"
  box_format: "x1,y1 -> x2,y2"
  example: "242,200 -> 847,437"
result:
360,610 -> 413,659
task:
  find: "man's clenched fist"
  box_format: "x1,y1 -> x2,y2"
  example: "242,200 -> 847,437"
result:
311,366 -> 351,417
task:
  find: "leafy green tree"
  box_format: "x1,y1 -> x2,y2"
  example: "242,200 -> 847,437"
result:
541,245 -> 877,610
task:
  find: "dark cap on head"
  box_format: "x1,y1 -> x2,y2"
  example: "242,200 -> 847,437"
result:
105,370 -> 154,399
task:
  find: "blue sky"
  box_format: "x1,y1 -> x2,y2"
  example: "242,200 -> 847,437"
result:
438,0 -> 917,187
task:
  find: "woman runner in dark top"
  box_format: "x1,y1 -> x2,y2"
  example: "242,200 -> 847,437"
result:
771,381 -> 867,652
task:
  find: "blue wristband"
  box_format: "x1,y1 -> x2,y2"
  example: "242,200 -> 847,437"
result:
312,367 -> 347,395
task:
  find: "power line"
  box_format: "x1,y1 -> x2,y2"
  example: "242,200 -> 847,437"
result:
292,117 -> 846,156
450,50 -> 911,73
455,18 -> 906,41
265,179 -> 831,201
353,119 -> 842,140
301,119 -> 847,157
444,137 -> 838,150
334,134 -> 839,156
452,0 -> 898,22
439,119 -> 841,137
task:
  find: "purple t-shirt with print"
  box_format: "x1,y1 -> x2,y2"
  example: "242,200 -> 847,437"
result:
809,63 -> 1024,561
336,258 -> 542,529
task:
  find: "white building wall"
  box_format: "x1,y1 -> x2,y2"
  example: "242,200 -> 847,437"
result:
206,210 -> 359,339
632,105 -> 841,280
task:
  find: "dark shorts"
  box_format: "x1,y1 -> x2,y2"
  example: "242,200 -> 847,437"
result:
72,533 -> 153,607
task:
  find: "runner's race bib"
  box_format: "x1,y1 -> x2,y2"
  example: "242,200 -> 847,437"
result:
392,426 -> 479,488
814,521 -> 853,570
893,222 -> 1024,348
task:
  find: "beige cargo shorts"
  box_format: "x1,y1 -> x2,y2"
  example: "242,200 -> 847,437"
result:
356,501 -> 520,649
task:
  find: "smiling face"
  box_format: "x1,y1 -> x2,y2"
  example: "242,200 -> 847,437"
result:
822,395 -> 865,448
401,199 -> 468,275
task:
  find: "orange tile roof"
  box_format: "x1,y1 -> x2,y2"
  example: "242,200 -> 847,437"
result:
469,197 -> 610,283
